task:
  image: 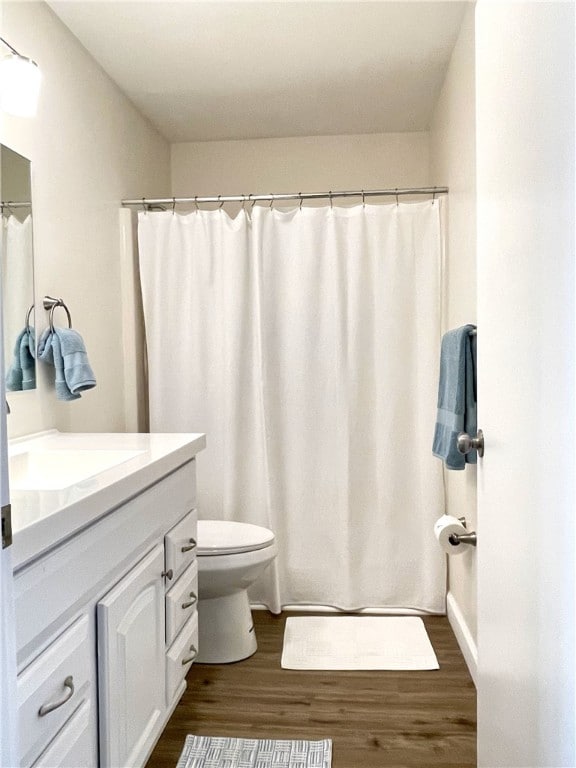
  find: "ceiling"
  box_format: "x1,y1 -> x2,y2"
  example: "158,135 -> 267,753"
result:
47,1 -> 469,144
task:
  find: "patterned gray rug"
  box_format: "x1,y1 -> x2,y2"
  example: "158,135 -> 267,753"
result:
176,736 -> 332,768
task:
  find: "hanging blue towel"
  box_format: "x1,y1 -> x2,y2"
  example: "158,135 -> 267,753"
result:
6,327 -> 36,391
432,325 -> 477,470
38,327 -> 96,401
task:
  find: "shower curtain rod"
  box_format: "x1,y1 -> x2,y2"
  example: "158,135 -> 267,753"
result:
122,186 -> 448,207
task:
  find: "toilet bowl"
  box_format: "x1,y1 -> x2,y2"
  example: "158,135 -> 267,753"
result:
196,520 -> 277,663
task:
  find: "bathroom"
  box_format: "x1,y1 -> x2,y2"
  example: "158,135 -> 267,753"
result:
0,1 -> 574,767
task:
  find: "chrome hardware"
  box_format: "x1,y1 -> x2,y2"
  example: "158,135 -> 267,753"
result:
181,592 -> 198,610
457,429 -> 484,457
38,675 -> 74,716
182,644 -> 198,665
43,296 -> 73,332
25,303 -> 34,332
448,532 -> 477,547
161,569 -> 174,581
181,538 -> 197,553
2,503 -> 12,549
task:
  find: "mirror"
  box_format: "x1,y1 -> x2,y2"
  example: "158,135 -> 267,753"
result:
1,145 -> 35,391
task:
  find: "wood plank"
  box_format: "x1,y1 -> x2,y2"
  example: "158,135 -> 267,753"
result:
147,612 -> 476,767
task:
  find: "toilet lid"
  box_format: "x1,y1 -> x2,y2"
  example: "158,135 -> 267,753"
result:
197,520 -> 275,555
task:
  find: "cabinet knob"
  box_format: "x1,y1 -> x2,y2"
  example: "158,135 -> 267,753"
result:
181,592 -> 198,610
182,644 -> 198,665
181,538 -> 197,553
38,675 -> 75,717
161,569 -> 173,581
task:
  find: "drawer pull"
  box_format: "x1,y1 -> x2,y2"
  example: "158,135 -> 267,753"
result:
181,538 -> 197,553
182,644 -> 198,665
181,592 -> 198,610
162,569 -> 174,581
38,676 -> 74,717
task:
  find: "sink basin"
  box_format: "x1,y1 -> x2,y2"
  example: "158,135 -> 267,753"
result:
10,449 -> 145,491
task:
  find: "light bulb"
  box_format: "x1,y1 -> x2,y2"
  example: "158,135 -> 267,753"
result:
0,54 -> 41,117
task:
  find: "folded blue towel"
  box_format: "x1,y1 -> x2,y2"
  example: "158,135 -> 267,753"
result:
6,327 -> 36,392
432,325 -> 477,470
38,327 -> 96,401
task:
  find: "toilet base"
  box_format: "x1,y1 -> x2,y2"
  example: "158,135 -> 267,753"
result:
196,590 -> 258,663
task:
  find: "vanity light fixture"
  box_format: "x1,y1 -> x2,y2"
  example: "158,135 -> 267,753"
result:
0,37 -> 41,117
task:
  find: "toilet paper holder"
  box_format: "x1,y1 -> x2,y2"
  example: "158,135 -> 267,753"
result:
449,517 -> 477,548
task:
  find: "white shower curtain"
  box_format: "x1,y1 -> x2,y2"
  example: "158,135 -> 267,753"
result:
2,215 -> 33,370
138,201 -> 446,613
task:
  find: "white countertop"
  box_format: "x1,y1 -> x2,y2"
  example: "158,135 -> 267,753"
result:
9,431 -> 206,570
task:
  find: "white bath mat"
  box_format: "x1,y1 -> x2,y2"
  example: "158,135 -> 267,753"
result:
281,616 -> 439,670
176,735 -> 332,768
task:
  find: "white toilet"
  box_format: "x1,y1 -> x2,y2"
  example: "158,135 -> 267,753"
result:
196,520 -> 277,663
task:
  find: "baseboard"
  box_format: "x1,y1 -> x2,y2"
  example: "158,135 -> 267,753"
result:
446,591 -> 477,686
250,603 -> 438,616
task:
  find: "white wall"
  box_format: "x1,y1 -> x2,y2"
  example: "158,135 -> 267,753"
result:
476,2 -> 575,765
0,0 -> 170,438
171,132 -> 430,205
429,6 -> 477,680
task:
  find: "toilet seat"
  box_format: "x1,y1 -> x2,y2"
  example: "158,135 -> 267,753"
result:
197,520 -> 275,556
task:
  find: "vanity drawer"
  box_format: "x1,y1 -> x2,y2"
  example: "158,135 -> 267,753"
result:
166,560 -> 198,645
166,611 -> 199,705
31,699 -> 97,768
165,511 -> 197,584
18,615 -> 93,767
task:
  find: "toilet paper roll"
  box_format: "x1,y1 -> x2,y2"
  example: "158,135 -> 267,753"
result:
434,515 -> 469,556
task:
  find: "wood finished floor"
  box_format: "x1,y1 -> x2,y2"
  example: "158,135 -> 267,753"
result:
147,612 -> 476,768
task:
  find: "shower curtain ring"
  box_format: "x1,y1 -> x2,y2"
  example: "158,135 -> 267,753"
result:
329,191 -> 333,209
218,195 -> 224,210
432,187 -> 437,205
395,188 -> 399,206
172,197 -> 176,215
194,196 -> 199,212
142,198 -> 146,214
269,195 -> 274,209
362,190 -> 366,208
299,193 -> 303,210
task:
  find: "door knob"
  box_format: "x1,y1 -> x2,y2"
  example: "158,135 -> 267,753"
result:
457,429 -> 484,457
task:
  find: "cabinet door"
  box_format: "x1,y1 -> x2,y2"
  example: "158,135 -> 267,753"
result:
97,545 -> 166,768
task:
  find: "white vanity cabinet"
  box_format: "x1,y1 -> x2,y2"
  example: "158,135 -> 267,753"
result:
11,432 -> 205,768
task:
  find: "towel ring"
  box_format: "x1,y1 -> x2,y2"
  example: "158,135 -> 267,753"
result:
25,303 -> 34,332
43,296 -> 72,332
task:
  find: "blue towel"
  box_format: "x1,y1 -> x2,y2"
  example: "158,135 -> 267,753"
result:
432,325 -> 477,470
38,327 -> 96,401
6,327 -> 36,391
